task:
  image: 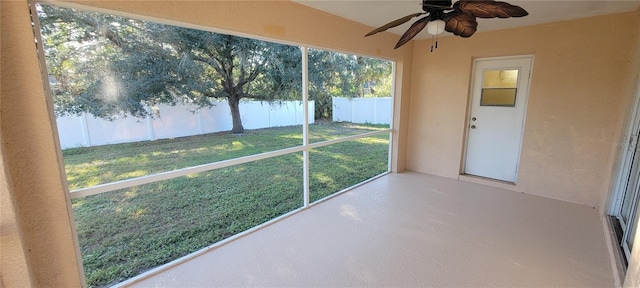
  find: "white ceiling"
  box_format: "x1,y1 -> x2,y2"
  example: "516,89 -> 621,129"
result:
294,0 -> 640,40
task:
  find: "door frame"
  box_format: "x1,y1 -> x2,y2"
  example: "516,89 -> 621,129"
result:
461,55 -> 534,183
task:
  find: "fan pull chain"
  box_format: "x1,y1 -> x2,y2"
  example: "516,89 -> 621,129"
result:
430,34 -> 439,53
430,35 -> 435,52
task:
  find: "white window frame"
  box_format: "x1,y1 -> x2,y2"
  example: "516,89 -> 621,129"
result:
608,58 -> 640,266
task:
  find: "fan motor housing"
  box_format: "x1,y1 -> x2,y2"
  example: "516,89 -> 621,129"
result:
423,0 -> 453,9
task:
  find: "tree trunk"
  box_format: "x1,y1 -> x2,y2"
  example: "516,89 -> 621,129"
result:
228,96 -> 244,133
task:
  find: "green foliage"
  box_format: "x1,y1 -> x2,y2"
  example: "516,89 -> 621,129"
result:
308,49 -> 393,119
38,4 -> 301,132
38,4 -> 392,128
38,5 -> 392,125
39,5 -> 179,119
65,123 -> 389,287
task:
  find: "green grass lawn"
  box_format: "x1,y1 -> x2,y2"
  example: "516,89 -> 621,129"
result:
64,122 -> 390,287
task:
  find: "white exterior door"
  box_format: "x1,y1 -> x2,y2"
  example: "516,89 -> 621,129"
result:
464,56 -> 533,182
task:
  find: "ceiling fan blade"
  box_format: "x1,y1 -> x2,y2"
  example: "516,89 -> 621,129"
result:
365,13 -> 426,37
453,0 -> 528,18
444,12 -> 478,37
394,16 -> 432,49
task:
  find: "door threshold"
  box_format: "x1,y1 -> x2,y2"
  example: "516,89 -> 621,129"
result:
459,174 -> 517,191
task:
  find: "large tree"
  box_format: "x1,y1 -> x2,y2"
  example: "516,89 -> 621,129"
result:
39,4 -> 391,130
162,28 -> 301,133
39,4 -> 301,133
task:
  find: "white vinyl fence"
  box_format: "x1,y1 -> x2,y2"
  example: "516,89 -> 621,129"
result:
57,100 -> 314,149
332,97 -> 392,125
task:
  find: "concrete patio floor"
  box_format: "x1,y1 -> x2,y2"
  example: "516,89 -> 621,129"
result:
123,172 -> 614,287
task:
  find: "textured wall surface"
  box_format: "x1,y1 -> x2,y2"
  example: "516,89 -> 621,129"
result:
407,12 -> 640,207
0,147 -> 34,288
1,1 -> 85,286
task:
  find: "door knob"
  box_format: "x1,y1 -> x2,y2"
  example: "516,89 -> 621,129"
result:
470,125 -> 476,129
472,117 -> 477,121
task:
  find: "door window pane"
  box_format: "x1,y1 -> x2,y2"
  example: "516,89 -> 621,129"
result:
481,88 -> 517,106
481,70 -> 518,107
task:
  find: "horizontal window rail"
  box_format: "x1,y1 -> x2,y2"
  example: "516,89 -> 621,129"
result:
70,128 -> 391,199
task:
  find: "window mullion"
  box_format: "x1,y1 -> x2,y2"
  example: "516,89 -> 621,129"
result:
302,46 -> 310,208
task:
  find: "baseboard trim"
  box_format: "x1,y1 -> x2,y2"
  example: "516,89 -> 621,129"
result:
458,174 -> 517,191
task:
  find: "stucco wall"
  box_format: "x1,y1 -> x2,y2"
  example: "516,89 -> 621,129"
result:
1,1 -> 86,286
0,144 -> 35,288
407,12 -> 640,208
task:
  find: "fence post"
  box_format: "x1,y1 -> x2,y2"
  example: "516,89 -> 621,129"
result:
81,112 -> 91,147
197,108 -> 203,135
351,98 -> 355,123
373,98 -> 378,124
146,113 -> 154,141
268,101 -> 272,128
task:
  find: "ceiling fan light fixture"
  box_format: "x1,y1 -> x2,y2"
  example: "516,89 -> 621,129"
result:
365,0 -> 528,49
426,19 -> 445,35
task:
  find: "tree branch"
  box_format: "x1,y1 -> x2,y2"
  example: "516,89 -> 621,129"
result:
192,54 -> 224,75
235,68 -> 261,88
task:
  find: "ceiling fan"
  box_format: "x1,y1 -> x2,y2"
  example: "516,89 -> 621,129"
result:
365,0 -> 528,49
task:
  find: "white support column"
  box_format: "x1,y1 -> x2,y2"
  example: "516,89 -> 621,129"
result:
301,47 -> 310,208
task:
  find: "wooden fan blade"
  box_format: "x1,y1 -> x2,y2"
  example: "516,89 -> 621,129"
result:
365,13 -> 426,37
444,12 -> 478,37
394,16 -> 432,49
453,0 -> 528,18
